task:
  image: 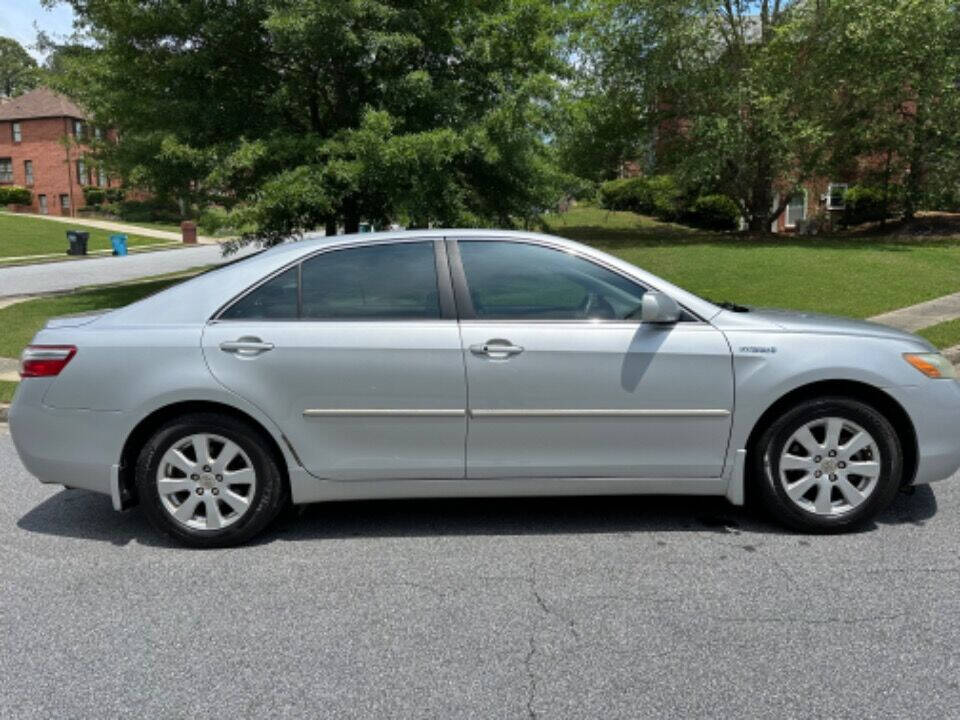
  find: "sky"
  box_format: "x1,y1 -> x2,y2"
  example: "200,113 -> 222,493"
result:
0,0 -> 76,61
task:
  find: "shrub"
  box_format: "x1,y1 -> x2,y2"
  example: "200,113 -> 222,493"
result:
598,177 -> 637,211
118,199 -> 182,223
104,187 -> 126,203
841,185 -> 895,227
599,174 -> 683,220
0,185 -> 32,205
82,186 -> 106,206
197,207 -> 231,234
685,194 -> 740,230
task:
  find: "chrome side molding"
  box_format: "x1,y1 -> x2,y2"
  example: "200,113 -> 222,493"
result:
303,408 -> 730,418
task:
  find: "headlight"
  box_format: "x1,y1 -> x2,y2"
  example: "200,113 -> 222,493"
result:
903,352 -> 958,379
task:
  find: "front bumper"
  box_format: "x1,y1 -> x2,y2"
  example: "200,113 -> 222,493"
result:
885,378 -> 960,485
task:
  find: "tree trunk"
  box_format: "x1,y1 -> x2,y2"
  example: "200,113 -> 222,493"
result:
325,218 -> 337,236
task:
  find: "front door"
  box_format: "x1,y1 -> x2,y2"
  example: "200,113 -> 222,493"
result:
451,238 -> 734,479
202,239 -> 467,480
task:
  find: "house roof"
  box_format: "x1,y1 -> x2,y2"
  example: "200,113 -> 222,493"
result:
0,87 -> 87,122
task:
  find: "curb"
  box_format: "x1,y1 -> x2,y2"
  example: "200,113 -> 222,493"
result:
944,344 -> 960,368
0,404 -> 8,423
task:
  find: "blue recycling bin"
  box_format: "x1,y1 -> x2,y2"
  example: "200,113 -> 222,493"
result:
110,234 -> 128,256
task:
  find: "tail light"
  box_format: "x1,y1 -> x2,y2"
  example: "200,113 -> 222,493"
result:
20,345 -> 77,378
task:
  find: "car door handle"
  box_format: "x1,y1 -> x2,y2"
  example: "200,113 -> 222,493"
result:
220,337 -> 275,356
470,340 -> 524,358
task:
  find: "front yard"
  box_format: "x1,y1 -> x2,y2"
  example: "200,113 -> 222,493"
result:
0,214 -> 174,262
544,207 -> 960,320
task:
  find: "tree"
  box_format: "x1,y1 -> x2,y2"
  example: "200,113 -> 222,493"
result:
0,37 -> 39,98
568,1 -> 831,231
781,0 -> 960,219
46,0 -> 569,245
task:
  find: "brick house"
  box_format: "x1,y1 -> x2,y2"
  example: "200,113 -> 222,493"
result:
771,178 -> 852,233
0,87 -> 116,217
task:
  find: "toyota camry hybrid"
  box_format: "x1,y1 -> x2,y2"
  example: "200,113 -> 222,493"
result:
9,230 -> 960,546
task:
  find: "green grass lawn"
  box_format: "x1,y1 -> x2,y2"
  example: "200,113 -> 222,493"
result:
0,271 -> 207,360
543,207 -> 960,319
0,213 -> 172,259
917,318 -> 960,349
0,381 -> 16,404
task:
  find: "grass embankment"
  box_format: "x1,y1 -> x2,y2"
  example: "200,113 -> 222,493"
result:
543,206 -> 960,320
0,271 -> 208,360
0,381 -> 16,404
0,213 -> 172,261
917,318 -> 960,350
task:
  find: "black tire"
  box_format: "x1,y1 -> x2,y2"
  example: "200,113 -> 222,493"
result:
753,396 -> 902,533
136,412 -> 288,548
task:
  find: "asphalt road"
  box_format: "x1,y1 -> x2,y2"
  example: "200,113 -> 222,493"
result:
0,244 -> 251,298
1,426 -> 959,719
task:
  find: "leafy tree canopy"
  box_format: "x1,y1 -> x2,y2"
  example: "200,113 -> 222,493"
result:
0,37 -> 40,98
45,0 -> 570,245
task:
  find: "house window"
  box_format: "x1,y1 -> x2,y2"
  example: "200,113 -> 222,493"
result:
12,123 -> 21,143
76,159 -> 86,184
98,167 -> 107,187
73,120 -> 85,138
60,194 -> 70,211
785,191 -> 806,228
38,194 -> 48,214
827,183 -> 848,210
24,160 -> 34,185
0,157 -> 12,183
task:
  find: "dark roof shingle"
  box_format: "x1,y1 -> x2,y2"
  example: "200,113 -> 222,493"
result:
0,87 -> 87,122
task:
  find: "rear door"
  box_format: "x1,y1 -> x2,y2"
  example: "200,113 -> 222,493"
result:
202,239 -> 467,480
450,238 -> 734,479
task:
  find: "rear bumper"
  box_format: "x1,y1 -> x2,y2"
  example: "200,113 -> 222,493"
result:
9,379 -> 123,499
886,379 -> 960,485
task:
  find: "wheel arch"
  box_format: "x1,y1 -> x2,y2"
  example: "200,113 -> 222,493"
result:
116,400 -> 293,509
744,379 -> 918,489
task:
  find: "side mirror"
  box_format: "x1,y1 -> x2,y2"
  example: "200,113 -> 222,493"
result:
640,291 -> 681,324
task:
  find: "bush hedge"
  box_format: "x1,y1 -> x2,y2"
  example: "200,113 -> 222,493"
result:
842,185 -> 895,227
600,176 -> 741,230
685,194 -> 740,230
599,174 -> 683,220
82,186 -> 106,206
0,186 -> 33,205
117,199 -> 183,223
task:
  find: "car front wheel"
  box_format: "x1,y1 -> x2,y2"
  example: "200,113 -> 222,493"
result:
754,396 -> 903,533
136,412 -> 288,547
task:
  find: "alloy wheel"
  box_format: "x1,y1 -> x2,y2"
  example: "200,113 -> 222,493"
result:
778,417 -> 881,516
156,433 -> 257,531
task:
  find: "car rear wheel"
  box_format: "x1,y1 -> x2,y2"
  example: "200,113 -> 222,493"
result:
754,397 -> 903,533
136,412 -> 288,547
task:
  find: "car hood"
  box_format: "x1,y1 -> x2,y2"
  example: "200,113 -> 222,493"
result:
712,307 -> 934,348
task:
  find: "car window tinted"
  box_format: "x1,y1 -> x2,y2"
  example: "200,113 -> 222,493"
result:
458,241 -> 646,320
220,266 -> 299,320
301,242 -> 440,319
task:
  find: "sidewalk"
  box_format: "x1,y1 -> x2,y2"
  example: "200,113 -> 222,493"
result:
0,211 -> 220,245
0,243 -> 253,299
869,290 -> 960,333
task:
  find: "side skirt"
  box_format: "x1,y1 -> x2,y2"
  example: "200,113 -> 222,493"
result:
288,470 -> 729,505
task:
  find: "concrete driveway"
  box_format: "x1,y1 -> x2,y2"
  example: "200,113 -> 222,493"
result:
0,244 -> 249,298
1,427 -> 958,719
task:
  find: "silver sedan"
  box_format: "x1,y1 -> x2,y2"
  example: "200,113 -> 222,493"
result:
10,230 -> 960,546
